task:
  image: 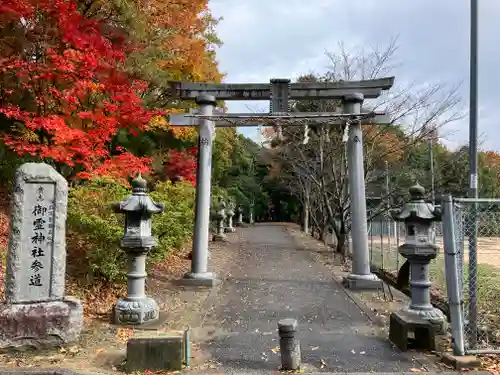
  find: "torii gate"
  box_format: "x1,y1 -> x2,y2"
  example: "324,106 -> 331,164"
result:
168,77 -> 394,290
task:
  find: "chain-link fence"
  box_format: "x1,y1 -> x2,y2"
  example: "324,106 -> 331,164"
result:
367,219 -> 448,299
367,219 -> 403,276
448,198 -> 500,354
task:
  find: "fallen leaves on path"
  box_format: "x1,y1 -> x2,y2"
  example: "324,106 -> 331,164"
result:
271,346 -> 280,354
116,327 -> 134,343
320,358 -> 327,369
59,345 -> 80,356
279,367 -> 304,373
480,354 -> 500,375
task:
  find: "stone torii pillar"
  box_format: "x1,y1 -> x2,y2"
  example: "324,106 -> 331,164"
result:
182,94 -> 218,286
343,93 -> 381,289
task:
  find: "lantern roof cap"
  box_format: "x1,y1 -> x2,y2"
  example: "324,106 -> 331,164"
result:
392,183 -> 441,221
409,182 -> 425,198
112,173 -> 164,214
131,173 -> 148,193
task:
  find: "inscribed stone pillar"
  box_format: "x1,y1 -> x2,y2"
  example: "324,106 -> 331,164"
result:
0,163 -> 83,348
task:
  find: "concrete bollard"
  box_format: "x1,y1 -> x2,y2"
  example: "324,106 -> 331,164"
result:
278,318 -> 301,370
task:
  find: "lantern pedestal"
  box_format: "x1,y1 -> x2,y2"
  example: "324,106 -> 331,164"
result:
225,203 -> 236,233
235,206 -> 244,227
401,253 -> 447,333
213,215 -> 227,241
113,249 -> 159,325
114,296 -> 159,325
213,224 -> 228,241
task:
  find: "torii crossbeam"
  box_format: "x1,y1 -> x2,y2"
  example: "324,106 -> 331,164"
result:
169,77 -> 395,290
169,109 -> 391,127
168,77 -> 394,100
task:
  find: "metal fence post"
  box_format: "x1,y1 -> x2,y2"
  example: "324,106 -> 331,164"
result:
442,195 -> 466,356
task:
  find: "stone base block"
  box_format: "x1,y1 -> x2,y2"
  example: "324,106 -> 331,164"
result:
180,272 -> 218,287
127,336 -> 183,372
389,310 -> 438,352
343,273 -> 383,290
0,296 -> 83,349
224,227 -> 236,233
404,306 -> 447,334
212,233 -> 228,242
113,297 -> 159,326
441,352 -> 482,370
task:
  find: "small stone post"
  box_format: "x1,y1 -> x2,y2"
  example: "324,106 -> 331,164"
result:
278,319 -> 301,370
392,183 -> 446,332
212,197 -> 227,241
235,205 -> 244,227
112,174 -> 164,325
225,200 -> 235,233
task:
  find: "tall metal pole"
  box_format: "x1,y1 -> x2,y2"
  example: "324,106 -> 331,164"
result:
468,0 -> 479,349
385,161 -> 392,254
428,138 -> 436,205
344,93 -> 381,289
385,161 -> 390,208
428,137 -> 436,244
183,94 -> 217,286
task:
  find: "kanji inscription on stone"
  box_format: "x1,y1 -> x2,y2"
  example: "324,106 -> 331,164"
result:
23,182 -> 55,297
199,137 -> 210,147
4,163 -> 68,304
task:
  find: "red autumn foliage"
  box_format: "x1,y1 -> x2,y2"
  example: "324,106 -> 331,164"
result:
0,0 -> 162,180
163,148 -> 197,186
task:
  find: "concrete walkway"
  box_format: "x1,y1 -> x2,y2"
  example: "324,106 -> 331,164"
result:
197,224 -> 425,373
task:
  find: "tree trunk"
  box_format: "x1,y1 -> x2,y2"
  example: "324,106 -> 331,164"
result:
336,232 -> 346,254
333,219 -> 350,259
320,224 -> 329,244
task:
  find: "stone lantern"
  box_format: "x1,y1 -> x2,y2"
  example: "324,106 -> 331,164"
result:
112,174 -> 164,325
213,196 -> 227,241
225,200 -> 236,233
249,203 -> 255,225
391,182 -> 446,332
235,205 -> 244,227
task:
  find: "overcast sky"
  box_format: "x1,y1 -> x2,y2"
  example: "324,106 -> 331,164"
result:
208,0 -> 500,151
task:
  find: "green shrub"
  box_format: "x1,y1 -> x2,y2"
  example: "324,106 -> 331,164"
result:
67,178 -> 195,282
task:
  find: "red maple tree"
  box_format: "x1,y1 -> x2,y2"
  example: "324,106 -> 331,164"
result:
0,0 -> 161,180
163,147 -> 197,186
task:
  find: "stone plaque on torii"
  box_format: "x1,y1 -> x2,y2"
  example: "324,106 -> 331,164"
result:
168,77 -> 394,290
